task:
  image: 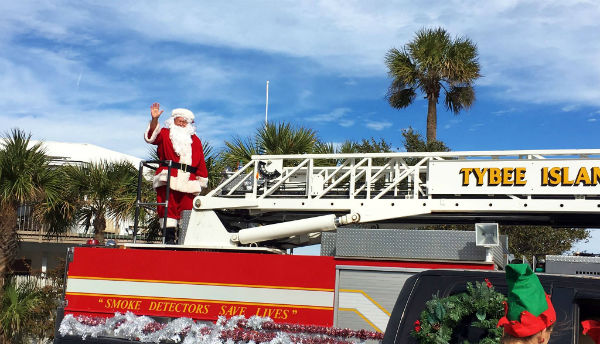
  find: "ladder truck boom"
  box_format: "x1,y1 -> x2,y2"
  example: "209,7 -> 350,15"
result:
134,149 -> 600,249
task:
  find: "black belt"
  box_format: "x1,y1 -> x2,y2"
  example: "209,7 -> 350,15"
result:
162,161 -> 197,174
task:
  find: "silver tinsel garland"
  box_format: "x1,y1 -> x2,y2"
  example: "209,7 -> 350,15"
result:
59,312 -> 384,344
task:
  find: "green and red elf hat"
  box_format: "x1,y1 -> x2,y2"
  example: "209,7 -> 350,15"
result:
497,264 -> 556,337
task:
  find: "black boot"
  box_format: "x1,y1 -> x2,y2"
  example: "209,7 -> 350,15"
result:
165,227 -> 178,244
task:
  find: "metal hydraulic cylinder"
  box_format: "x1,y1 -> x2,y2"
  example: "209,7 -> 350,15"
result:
233,214 -> 338,245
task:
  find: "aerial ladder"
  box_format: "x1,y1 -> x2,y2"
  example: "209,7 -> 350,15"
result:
130,148 -> 600,250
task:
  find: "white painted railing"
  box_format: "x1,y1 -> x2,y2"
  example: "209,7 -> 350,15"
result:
209,149 -> 600,201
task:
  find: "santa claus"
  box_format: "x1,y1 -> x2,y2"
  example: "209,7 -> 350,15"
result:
144,102 -> 208,244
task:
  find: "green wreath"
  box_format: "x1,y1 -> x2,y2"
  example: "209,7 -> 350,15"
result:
411,279 -> 507,344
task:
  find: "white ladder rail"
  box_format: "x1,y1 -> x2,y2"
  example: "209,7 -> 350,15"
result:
206,149 -> 600,204
315,158 -> 368,199
260,158 -> 309,198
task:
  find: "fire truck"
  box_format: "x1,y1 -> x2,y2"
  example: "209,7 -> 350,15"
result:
54,149 -> 600,343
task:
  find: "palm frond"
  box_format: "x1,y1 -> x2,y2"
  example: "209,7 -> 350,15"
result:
387,84 -> 417,109
200,139 -> 226,190
63,160 -> 140,237
0,129 -> 52,205
0,278 -> 43,343
258,122 -> 317,155
223,136 -> 259,168
444,85 -> 475,114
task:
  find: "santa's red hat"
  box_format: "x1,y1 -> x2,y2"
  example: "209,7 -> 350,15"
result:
497,264 -> 556,337
171,108 -> 194,122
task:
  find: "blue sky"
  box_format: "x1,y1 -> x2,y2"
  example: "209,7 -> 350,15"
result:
2,1 -> 600,253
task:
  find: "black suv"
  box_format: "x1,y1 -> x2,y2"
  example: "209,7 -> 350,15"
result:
383,269 -> 600,344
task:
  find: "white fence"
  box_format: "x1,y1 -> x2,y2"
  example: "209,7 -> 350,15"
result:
9,274 -> 62,289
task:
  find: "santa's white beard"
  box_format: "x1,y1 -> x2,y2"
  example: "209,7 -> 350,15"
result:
166,118 -> 194,164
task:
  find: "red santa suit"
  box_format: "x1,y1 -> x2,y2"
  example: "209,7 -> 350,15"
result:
144,110 -> 208,227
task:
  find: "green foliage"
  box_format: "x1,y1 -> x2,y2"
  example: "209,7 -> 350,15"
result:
386,27 -> 480,142
222,136 -> 260,169
349,138 -> 395,154
0,279 -> 41,343
258,122 -> 317,155
313,138 -> 396,167
0,276 -> 60,343
0,128 -> 64,281
63,160 -> 138,242
201,140 -> 227,191
411,280 -> 506,344
501,226 -> 590,262
223,122 -> 317,167
25,282 -> 61,341
0,129 -> 58,206
402,127 -> 450,153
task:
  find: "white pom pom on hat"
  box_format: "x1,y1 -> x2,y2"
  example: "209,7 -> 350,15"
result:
171,108 -> 194,122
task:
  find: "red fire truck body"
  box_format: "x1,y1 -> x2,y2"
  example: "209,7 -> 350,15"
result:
63,246 -> 494,332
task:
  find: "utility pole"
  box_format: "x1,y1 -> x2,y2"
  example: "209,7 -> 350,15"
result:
265,80 -> 269,125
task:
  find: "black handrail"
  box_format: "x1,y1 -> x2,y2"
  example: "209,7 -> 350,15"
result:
132,160 -> 173,244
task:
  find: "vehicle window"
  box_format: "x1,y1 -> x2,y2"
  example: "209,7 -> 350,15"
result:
549,287 -> 575,344
577,298 -> 600,344
440,278 -> 507,343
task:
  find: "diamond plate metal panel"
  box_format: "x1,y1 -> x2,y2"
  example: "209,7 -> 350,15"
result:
491,235 -> 509,268
545,254 -> 600,275
335,229 -> 488,262
546,255 -> 600,264
178,210 -> 192,245
320,232 -> 337,256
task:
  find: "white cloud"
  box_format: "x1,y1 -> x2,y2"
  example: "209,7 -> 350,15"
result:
468,123 -> 485,131
339,119 -> 355,127
561,105 -> 579,112
306,107 -> 351,123
492,108 -> 517,115
120,2 -> 600,105
442,118 -> 463,130
7,1 -> 599,96
299,89 -> 312,101
365,121 -> 392,131
1,0 -> 600,160
587,118 -> 597,122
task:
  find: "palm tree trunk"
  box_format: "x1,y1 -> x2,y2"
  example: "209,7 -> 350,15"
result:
0,206 -> 18,282
426,96 -> 437,143
93,215 -> 106,244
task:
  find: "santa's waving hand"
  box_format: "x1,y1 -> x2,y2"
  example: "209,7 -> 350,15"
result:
144,102 -> 208,244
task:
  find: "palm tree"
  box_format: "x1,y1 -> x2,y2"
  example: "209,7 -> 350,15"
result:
0,279 -> 43,344
0,129 -> 62,281
223,122 -> 318,167
385,27 -> 480,142
64,160 -> 138,243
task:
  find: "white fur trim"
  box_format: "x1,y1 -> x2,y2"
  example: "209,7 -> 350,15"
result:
145,122 -> 161,143
171,108 -> 194,121
153,170 -> 203,194
166,218 -> 178,227
197,177 -> 208,188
